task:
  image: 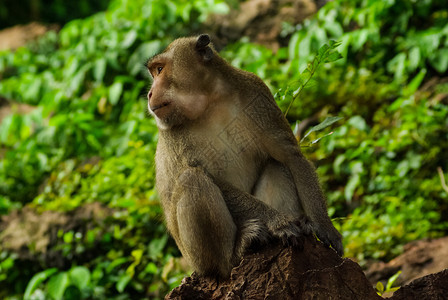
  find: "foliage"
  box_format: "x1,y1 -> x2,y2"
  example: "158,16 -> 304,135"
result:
0,0 -> 228,206
0,0 -> 447,299
223,0 -> 448,263
0,0 -> 110,29
276,40 -> 343,117
0,0 -> 226,298
376,271 -> 401,296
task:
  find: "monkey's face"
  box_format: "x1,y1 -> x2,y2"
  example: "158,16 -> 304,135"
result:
146,35 -> 218,130
146,53 -> 180,129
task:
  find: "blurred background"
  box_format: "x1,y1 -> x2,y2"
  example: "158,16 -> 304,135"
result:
0,0 -> 447,299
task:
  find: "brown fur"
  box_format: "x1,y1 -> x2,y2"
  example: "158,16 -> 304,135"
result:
146,34 -> 342,278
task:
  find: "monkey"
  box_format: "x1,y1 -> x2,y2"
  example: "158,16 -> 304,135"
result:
146,34 -> 343,278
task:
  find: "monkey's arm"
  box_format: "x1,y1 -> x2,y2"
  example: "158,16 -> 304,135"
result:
264,136 -> 343,255
211,175 -> 310,247
245,94 -> 343,255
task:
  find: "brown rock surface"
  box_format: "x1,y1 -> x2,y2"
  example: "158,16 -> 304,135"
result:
0,22 -> 56,51
390,269 -> 448,300
166,236 -> 381,300
365,236 -> 448,286
207,0 -> 325,51
0,203 -> 113,267
0,98 -> 36,124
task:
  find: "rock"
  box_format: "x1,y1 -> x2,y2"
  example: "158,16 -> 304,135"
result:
166,236 -> 381,300
0,203 -> 113,267
0,22 -> 58,51
207,0 -> 325,51
365,237 -> 448,286
389,269 -> 448,300
0,207 -> 68,256
0,98 -> 36,125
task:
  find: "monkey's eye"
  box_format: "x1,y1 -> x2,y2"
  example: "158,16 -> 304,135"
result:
157,66 -> 163,74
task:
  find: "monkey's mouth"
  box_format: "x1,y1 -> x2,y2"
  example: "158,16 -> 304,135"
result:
151,102 -> 171,112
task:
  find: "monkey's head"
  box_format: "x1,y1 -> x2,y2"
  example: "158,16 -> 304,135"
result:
146,34 -> 220,129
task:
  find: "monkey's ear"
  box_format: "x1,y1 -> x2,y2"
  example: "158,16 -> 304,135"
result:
195,34 -> 213,62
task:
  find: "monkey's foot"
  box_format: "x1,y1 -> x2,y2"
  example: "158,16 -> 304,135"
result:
314,223 -> 344,256
267,216 -> 311,250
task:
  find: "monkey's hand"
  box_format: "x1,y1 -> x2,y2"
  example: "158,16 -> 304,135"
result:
266,214 -> 312,249
314,221 -> 344,256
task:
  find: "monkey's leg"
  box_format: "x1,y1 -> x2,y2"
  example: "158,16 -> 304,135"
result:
253,159 -> 302,216
262,135 -> 343,255
212,176 -> 307,249
171,167 -> 237,278
252,159 -> 313,238
245,98 -> 343,255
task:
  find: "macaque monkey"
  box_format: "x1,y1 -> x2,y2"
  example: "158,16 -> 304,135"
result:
146,34 -> 342,278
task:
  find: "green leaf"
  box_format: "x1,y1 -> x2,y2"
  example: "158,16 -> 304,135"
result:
122,30 -> 138,49
388,53 -> 406,82
47,272 -> 69,300
0,115 -> 13,144
345,173 -> 360,202
106,257 -> 129,273
376,281 -> 384,293
144,262 -> 158,275
93,58 -> 107,83
24,268 -> 58,299
86,134 -> 102,150
116,274 -> 132,293
108,82 -> 123,105
63,231 -> 74,243
64,57 -> 80,78
388,287 -> 400,293
148,235 -> 168,261
386,271 -> 402,290
212,2 -> 229,14
86,36 -> 96,54
324,52 -> 343,63
68,64 -> 91,95
328,40 -> 342,48
310,131 -> 335,145
63,286 -> 81,300
180,3 -> 192,22
403,69 -> 426,97
318,44 -> 330,58
131,249 -> 144,263
300,116 -> 343,142
348,116 -> 368,131
23,77 -> 42,103
285,40 -> 342,117
430,48 -> 448,73
408,47 -> 421,71
352,29 -> 368,51
69,266 -> 91,290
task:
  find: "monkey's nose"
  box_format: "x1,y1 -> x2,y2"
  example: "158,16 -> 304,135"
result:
148,91 -> 153,100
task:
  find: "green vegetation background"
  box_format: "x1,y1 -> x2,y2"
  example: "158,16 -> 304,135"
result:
0,0 -> 447,298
